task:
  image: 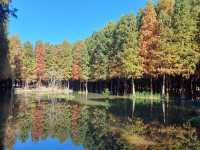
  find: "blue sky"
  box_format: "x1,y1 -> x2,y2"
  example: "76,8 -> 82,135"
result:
13,136 -> 84,150
9,0 -> 155,44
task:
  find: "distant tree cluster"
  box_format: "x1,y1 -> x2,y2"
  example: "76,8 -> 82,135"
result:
8,0 -> 200,98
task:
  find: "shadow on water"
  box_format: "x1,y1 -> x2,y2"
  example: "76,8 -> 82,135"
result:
107,97 -> 200,126
0,90 -> 18,150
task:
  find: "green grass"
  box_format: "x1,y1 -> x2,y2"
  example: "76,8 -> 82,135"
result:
134,91 -> 161,100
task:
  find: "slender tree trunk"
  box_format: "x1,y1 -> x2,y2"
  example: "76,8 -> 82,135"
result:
80,81 -> 82,92
117,78 -> 120,96
110,79 -> 113,95
162,100 -> 166,124
67,80 -> 70,90
150,77 -> 153,96
85,81 -> 88,95
162,74 -> 166,97
180,78 -> 185,99
124,78 -> 127,96
191,77 -> 194,100
132,78 -> 136,97
25,80 -> 28,89
96,82 -> 98,93
132,98 -> 136,118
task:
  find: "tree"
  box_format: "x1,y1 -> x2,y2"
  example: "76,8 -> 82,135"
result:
139,0 -> 158,95
155,0 -> 175,96
9,35 -> 23,82
87,22 -> 115,81
44,43 -> 57,86
136,8 -> 143,31
35,41 -> 45,86
0,0 -> 16,84
60,40 -> 73,89
72,41 -> 82,81
111,14 -> 142,95
80,42 -> 90,94
192,0 -> 200,80
172,0 -> 199,97
22,41 -> 36,87
46,40 -> 72,88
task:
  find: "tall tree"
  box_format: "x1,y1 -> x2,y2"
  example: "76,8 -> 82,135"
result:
80,42 -> 90,94
192,0 -> 200,79
35,41 -> 45,86
60,40 -> 73,89
110,14 -> 142,95
172,0 -> 199,96
155,0 -> 175,96
136,8 -> 143,31
139,0 -> 158,95
87,22 -> 115,81
72,41 -> 82,80
0,0 -> 12,82
22,41 -> 36,87
9,35 -> 23,82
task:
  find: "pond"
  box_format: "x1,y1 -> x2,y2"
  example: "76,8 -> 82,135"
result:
0,91 -> 200,150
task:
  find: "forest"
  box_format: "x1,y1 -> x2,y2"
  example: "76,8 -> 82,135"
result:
1,0 -> 200,99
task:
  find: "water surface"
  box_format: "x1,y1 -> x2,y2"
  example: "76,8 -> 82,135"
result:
0,92 -> 199,150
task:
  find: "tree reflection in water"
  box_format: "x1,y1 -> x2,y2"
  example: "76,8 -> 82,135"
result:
0,93 -> 200,150
1,94 -> 132,150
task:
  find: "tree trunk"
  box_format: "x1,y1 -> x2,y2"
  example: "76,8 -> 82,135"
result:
110,79 -> 113,95
132,78 -> 136,96
180,78 -> 185,99
25,80 -> 28,89
117,78 -> 120,96
124,79 -> 127,96
190,77 -> 194,100
150,77 -> 153,96
85,81 -> 88,95
96,82 -> 98,93
162,75 -> 166,97
132,98 -> 136,118
162,100 -> 166,124
67,80 -> 70,90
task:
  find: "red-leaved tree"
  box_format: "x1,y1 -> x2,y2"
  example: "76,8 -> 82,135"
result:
72,41 -> 82,80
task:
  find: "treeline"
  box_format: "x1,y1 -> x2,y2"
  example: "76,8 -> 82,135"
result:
9,0 -> 200,98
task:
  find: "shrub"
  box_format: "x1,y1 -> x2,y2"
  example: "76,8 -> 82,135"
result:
102,88 -> 111,98
124,118 -> 145,135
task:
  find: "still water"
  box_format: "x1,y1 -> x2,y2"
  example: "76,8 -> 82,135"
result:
0,91 -> 199,150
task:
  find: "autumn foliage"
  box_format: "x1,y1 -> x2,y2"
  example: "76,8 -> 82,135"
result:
35,42 -> 45,84
139,0 -> 158,76
32,104 -> 44,141
72,42 -> 82,80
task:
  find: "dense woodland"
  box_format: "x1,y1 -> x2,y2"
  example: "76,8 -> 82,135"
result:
1,0 -> 200,98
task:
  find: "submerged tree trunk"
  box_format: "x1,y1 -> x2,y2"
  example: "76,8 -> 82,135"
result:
162,75 -> 166,97
162,100 -> 166,124
132,78 -> 136,97
132,98 -> 136,118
